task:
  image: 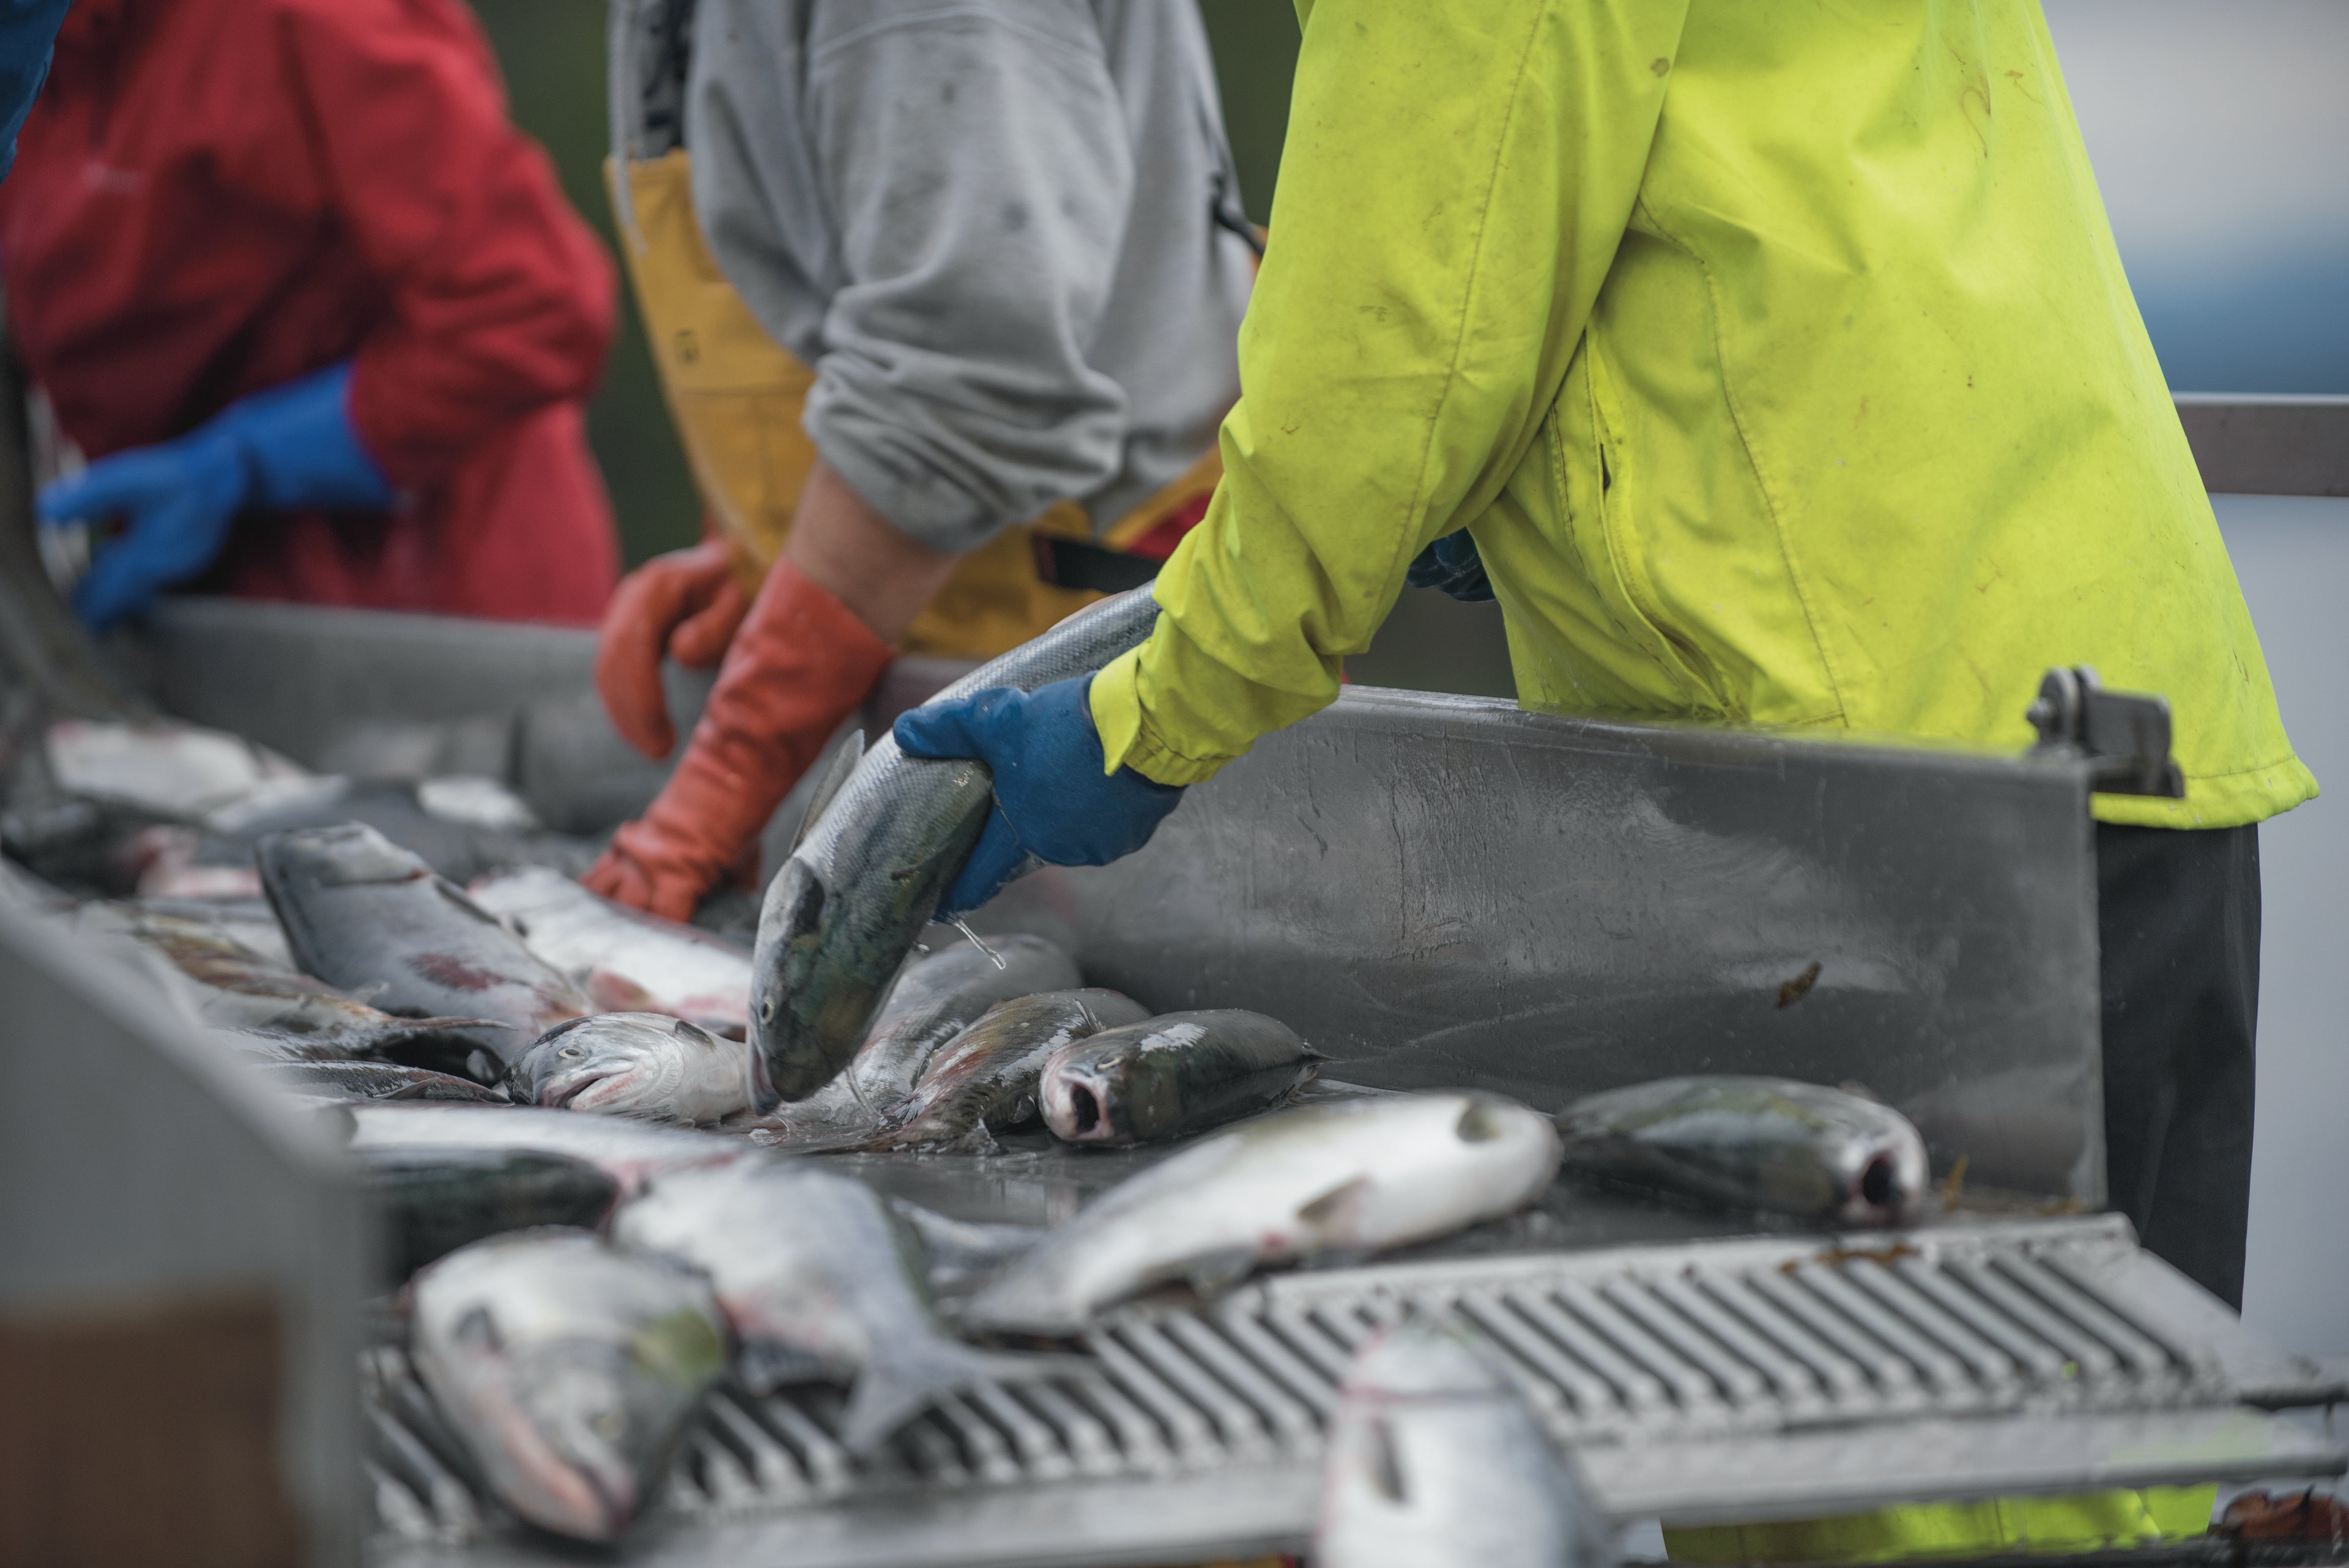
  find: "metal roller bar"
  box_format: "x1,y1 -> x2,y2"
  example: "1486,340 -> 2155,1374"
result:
359,1216 -> 2344,1566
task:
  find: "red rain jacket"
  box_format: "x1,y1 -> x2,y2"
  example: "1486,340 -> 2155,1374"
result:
0,0 -> 620,623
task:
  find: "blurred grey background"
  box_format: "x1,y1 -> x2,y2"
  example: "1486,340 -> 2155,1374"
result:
467,0 -> 2345,1354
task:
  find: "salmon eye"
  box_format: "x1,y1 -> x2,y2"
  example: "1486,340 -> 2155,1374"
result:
560,1046 -> 584,1060
759,997 -> 776,1024
1455,1101 -> 1504,1143
1861,1153 -> 1897,1209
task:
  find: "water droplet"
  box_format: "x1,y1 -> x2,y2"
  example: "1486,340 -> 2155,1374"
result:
951,917 -> 1008,970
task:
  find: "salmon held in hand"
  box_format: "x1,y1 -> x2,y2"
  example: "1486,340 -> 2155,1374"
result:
749,588 -> 1159,1110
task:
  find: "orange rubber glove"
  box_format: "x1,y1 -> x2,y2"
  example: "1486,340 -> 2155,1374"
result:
594,538 -> 754,760
584,560 -> 894,920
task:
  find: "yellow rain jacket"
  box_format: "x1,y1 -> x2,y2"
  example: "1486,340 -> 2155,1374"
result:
1092,0 -> 2313,834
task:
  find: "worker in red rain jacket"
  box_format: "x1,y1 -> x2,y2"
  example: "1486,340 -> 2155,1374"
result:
0,0 -> 622,630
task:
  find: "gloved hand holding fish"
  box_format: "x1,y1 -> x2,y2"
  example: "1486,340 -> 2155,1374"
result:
748,587 -> 1161,1112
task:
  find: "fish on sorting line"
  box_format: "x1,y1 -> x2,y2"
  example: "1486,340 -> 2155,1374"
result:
67,901 -> 499,1059
613,1161 -> 1078,1454
132,895 -> 294,968
346,1104 -> 751,1199
959,1093 -> 1564,1336
749,588 -> 1160,1110
1553,1076 -> 1929,1228
855,989 -> 1151,1153
469,866 -> 753,1038
361,1146 -> 621,1282
755,935 -> 1082,1143
409,1229 -> 729,1542
258,823 -> 590,1080
887,1202 -> 1047,1297
43,717 -> 311,822
251,1059 -> 508,1104
508,1013 -> 751,1126
1040,1009 -> 1325,1147
1316,1320 -> 1610,1568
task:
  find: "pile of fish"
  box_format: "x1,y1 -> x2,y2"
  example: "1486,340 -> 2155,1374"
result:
2,716 -> 595,898
366,1091 -> 1564,1540
1,605 -> 1940,1548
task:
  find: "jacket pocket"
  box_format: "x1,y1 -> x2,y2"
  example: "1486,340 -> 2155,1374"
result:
1556,342 -> 1729,716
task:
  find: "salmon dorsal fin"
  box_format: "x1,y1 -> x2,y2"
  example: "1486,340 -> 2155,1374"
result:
1296,1174 -> 1375,1235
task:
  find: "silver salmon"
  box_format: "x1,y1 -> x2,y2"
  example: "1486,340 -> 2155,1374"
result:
347,1104 -> 751,1198
959,1093 -> 1564,1336
749,588 -> 1159,1109
258,823 -> 590,1079
1039,1009 -> 1324,1146
613,1161 -> 1077,1453
856,989 -> 1149,1151
469,866 -> 753,1038
361,1146 -> 620,1282
754,935 -> 1081,1143
1553,1075 -> 1929,1227
252,1059 -> 507,1104
68,901 -> 500,1060
507,1013 -> 751,1126
1316,1321 -> 1608,1568
409,1229 -> 728,1541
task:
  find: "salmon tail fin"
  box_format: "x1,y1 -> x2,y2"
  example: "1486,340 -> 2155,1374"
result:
834,1339 -> 1093,1455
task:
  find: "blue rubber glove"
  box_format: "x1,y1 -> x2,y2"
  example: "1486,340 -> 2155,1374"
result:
0,0 -> 71,184
1406,529 -> 1495,603
894,673 -> 1186,919
38,362 -> 394,631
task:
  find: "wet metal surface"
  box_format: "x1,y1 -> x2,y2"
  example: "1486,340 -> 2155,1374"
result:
978,688 -> 2104,1203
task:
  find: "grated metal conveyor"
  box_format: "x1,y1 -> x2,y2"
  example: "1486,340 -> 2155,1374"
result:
361,1216 -> 2347,1568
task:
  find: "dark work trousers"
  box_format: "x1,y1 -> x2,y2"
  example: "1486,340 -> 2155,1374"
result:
2096,822 -> 2261,1310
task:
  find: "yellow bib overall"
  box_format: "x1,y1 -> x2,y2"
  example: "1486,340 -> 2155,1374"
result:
607,150 -> 1222,663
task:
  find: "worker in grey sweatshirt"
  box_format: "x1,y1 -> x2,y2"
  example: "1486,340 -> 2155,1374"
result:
587,0 -> 1256,919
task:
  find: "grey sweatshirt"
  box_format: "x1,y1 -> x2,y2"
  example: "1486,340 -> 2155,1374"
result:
686,0 -> 1256,551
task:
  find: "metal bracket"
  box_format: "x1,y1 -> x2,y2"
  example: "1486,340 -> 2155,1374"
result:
2025,666 -> 2186,798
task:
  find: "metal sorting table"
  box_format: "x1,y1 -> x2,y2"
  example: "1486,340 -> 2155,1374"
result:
0,600 -> 2339,1568
357,1210 -> 2347,1568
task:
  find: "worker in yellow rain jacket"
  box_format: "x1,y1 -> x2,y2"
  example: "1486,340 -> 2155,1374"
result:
583,0 -> 1255,919
894,1 -> 2315,1559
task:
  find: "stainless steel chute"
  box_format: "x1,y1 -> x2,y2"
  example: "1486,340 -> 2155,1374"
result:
3,600 -> 2337,1567
360,1216 -> 2342,1567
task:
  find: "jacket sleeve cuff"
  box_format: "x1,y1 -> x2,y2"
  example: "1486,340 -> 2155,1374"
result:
1090,645 -> 1240,789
